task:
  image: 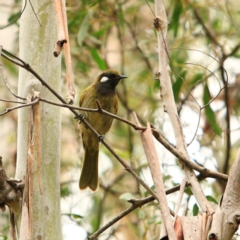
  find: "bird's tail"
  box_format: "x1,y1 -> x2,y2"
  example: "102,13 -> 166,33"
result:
79,148 -> 99,191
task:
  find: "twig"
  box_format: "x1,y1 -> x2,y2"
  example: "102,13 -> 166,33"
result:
169,48 -> 229,84
151,127 -> 228,181
184,62 -> 223,109
168,47 -> 229,145
191,2 -> 222,48
126,21 -> 153,71
2,49 -> 26,66
0,98 -> 39,116
29,0 -> 42,27
88,197 -> 153,240
221,61 -> 231,175
0,0 -> 27,30
0,98 -> 25,104
0,46 -> 26,100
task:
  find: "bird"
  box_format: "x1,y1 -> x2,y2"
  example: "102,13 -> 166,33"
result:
79,69 -> 127,191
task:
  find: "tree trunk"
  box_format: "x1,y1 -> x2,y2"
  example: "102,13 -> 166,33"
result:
16,0 -> 62,239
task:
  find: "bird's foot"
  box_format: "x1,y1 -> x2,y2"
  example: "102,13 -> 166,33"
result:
75,114 -> 85,123
98,135 -> 105,142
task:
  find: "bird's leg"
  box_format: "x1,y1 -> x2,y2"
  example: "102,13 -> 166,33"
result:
98,135 -> 105,142
75,114 -> 85,123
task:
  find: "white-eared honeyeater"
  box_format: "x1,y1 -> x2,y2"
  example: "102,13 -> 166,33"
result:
79,69 -> 127,191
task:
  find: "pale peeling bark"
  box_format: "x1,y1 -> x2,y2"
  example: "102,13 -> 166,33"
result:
135,119 -> 176,240
208,150 -> 240,239
16,0 -> 62,239
181,215 -> 203,239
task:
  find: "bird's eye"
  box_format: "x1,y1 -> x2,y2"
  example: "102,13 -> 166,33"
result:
100,76 -> 109,82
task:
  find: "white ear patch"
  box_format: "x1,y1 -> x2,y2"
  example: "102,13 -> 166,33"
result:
100,76 -> 109,82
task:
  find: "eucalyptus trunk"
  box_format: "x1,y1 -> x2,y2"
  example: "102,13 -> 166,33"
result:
16,0 -> 62,239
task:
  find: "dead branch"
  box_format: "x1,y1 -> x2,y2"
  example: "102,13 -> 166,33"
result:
134,114 -> 176,239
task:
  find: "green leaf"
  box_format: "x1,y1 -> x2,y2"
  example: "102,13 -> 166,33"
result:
60,182 -> 71,197
184,186 -> 192,196
191,72 -> 204,85
92,22 -> 113,37
203,85 -> 222,136
206,195 -> 218,204
61,213 -> 83,219
169,0 -> 183,37
77,11 -> 93,46
88,47 -> 107,70
0,234 -> 8,240
193,203 -> 199,216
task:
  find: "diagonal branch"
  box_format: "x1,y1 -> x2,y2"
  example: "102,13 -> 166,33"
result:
154,0 -> 212,213
134,114 -> 176,239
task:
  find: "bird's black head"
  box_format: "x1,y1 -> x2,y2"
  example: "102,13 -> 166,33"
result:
94,69 -> 127,94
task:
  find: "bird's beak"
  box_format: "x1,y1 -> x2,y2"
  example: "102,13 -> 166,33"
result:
117,75 -> 127,80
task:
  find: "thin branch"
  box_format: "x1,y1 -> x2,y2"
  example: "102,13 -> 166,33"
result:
1,48 -> 71,111
0,46 -> 26,100
0,0 -> 27,30
88,197 -> 153,240
184,62 -> 223,108
169,47 -> 229,84
151,126 -> 228,181
0,98 -> 25,104
221,60 -> 231,174
126,21 -> 153,72
0,98 -> 39,116
187,108 -> 201,146
29,0 -> 42,27
1,51 -> 26,68
191,3 -> 222,48
225,42 -> 240,59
